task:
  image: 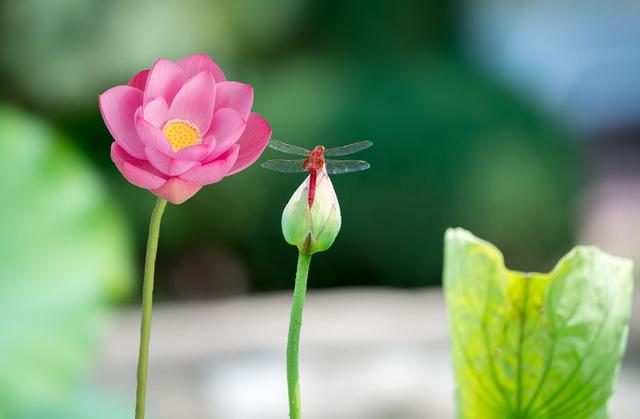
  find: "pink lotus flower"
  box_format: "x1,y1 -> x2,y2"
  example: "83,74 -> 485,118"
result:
99,54 -> 271,204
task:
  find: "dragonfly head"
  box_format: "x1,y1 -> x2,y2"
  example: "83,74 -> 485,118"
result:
310,145 -> 325,155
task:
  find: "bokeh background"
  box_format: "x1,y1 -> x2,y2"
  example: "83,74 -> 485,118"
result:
1,0 -> 638,418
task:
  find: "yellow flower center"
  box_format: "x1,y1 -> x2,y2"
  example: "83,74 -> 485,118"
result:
162,120 -> 201,151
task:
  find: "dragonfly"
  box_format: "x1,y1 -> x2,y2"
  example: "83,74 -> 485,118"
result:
262,139 -> 372,208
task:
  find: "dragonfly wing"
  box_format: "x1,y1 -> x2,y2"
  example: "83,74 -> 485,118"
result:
262,159 -> 307,173
325,159 -> 370,175
324,140 -> 373,157
267,139 -> 310,156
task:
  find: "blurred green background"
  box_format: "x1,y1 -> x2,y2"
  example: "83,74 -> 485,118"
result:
1,0 -> 580,294
1,0 -> 600,417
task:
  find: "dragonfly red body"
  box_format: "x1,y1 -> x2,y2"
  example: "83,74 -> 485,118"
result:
263,140 -> 372,209
303,146 -> 326,208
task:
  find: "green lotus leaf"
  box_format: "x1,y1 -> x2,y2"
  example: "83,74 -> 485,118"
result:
16,387 -> 129,419
444,228 -> 633,419
0,105 -> 133,417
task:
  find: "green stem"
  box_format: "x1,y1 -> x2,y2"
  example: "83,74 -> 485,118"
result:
287,251 -> 312,419
135,198 -> 167,419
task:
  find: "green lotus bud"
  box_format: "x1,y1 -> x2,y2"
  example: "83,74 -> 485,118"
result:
282,168 -> 341,255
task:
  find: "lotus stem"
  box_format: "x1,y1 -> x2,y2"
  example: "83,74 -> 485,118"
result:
135,197 -> 167,419
287,251 -> 312,419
